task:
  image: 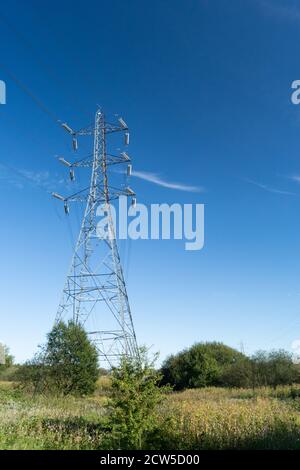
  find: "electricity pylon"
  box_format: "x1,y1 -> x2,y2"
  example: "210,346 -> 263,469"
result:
52,109 -> 139,366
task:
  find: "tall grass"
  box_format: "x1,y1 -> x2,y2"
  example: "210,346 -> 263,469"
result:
1,382 -> 300,449
155,388 -> 300,449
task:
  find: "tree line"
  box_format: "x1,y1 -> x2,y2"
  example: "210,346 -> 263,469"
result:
1,325 -> 299,394
160,342 -> 300,390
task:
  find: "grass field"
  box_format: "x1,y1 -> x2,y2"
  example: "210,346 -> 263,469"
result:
1,380 -> 300,449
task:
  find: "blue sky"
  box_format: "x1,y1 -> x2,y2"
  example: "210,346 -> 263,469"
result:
2,0 -> 300,363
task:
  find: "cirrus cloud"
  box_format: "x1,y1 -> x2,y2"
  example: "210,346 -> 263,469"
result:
132,170 -> 204,193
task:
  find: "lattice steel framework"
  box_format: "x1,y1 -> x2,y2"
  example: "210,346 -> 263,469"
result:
52,109 -> 139,366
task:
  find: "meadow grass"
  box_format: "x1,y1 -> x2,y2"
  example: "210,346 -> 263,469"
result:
1,382 -> 300,449
156,387 -> 300,449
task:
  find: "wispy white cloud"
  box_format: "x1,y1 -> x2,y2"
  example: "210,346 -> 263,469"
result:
289,175 -> 300,184
244,178 -> 296,196
132,170 -> 204,193
0,163 -> 70,193
18,169 -> 50,187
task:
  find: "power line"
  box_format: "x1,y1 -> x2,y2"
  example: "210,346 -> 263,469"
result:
0,63 -> 60,124
0,12 -> 91,119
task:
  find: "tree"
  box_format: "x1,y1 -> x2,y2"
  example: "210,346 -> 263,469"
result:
251,350 -> 299,388
17,321 -> 99,396
15,357 -> 49,394
161,342 -> 246,390
220,358 -> 253,388
104,348 -> 168,450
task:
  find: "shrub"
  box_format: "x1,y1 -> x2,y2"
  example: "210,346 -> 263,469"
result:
17,321 -> 99,396
220,358 -> 253,388
251,350 -> 299,388
104,348 -> 169,450
161,342 -> 246,390
161,343 -> 300,390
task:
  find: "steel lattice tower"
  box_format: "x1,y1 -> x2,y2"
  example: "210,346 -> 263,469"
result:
52,109 -> 139,366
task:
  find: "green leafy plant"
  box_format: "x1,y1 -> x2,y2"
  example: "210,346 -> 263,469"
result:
16,321 -> 99,396
104,347 -> 169,450
161,342 -> 246,390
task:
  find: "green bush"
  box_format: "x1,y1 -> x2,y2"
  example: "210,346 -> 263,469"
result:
161,342 -> 246,390
161,343 -> 300,390
17,321 -> 99,396
251,350 -> 299,388
220,358 -> 253,388
104,348 -> 169,450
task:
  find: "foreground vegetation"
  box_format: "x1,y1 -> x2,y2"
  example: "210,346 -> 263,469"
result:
3,325 -> 300,450
1,381 -> 300,449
